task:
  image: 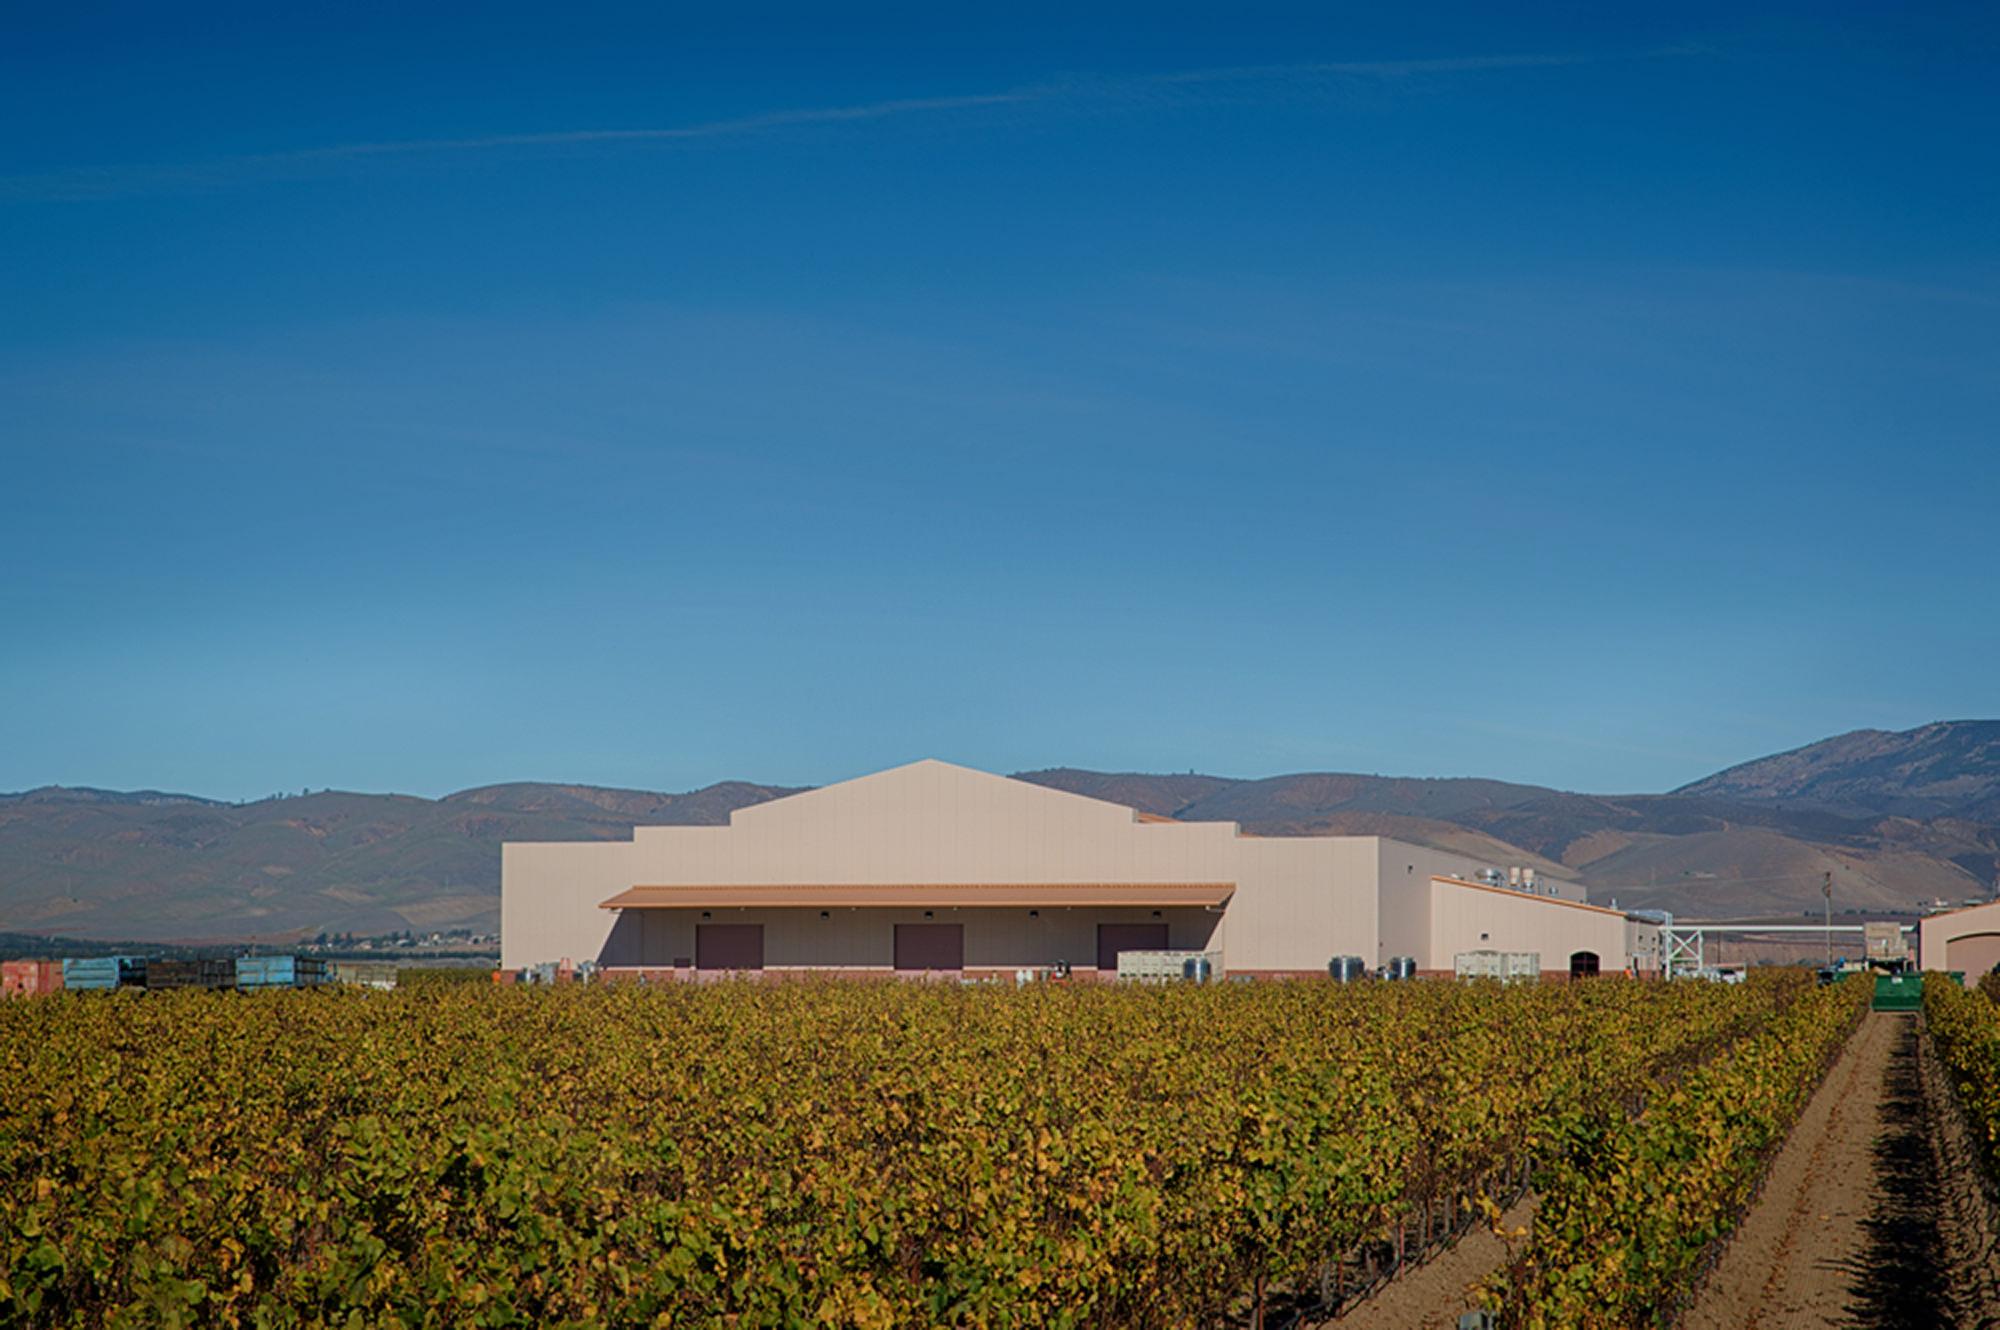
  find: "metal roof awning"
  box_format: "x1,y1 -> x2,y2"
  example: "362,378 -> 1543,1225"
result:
600,882 -> 1236,910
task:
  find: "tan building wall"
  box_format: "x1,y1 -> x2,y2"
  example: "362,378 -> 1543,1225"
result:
502,759 -> 1602,977
1919,900 -> 2000,983
1210,835 -> 1378,975
1371,841 -> 1583,969
1426,877 -> 1630,976
1625,918 -> 1663,974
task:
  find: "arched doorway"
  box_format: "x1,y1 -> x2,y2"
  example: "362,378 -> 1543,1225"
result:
1944,932 -> 2000,980
1569,950 -> 1601,979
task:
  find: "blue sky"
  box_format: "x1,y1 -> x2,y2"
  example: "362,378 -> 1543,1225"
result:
3,2 -> 1997,801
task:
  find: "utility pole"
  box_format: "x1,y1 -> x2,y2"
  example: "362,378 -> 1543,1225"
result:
1823,870 -> 1833,968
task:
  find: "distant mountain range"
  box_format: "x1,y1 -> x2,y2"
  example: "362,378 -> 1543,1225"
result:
0,781 -> 803,943
4,722 -> 1997,943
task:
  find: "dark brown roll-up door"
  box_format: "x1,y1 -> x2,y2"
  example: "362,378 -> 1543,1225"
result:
1097,922 -> 1169,973
894,923 -> 964,971
695,923 -> 764,971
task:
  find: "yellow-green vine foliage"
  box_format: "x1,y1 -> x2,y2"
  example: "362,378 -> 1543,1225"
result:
2,974 -> 1807,1329
1927,977 -> 2000,1176
1973,968 -> 2000,1008
1483,975 -> 1868,1330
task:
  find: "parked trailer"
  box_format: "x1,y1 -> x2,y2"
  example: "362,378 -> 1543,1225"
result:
61,956 -> 147,991
145,959 -> 238,992
234,955 -> 330,991
1,960 -> 63,998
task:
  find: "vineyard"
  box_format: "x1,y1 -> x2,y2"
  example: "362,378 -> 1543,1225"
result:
1927,978 -> 2000,1179
1484,972 -> 1866,1327
1,974 -> 1862,1329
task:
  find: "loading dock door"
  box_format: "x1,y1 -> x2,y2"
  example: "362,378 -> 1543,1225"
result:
696,923 -> 764,971
894,923 -> 964,972
1097,922 -> 1170,973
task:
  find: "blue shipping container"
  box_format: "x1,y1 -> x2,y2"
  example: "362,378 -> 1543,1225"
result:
234,955 -> 330,989
60,956 -> 147,990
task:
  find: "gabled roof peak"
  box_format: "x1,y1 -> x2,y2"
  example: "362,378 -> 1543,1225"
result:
725,757 -> 1237,829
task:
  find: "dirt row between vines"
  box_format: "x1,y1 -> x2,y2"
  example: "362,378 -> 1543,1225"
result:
1326,1008 -> 2000,1329
1310,1194 -> 1534,1329
1679,1009 -> 1898,1329
1684,1011 -> 2000,1329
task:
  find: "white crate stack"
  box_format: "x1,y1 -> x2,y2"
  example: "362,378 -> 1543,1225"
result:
1115,949 -> 1224,982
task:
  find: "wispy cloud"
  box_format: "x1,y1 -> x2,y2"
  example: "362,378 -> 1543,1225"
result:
1,48 -> 1698,203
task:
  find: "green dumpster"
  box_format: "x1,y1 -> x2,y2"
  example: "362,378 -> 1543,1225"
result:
1872,971 -> 1923,1012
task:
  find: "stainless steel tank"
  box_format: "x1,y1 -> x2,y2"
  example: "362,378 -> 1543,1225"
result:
1327,955 -> 1366,982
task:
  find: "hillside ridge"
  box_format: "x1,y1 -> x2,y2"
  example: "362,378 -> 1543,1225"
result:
4,722 -> 1995,942
1674,719 -> 2000,820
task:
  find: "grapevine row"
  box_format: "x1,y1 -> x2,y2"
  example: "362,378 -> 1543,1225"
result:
1925,978 -> 2000,1181
1480,975 -> 1869,1329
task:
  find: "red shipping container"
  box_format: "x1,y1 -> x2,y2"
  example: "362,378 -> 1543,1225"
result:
1,961 -> 63,998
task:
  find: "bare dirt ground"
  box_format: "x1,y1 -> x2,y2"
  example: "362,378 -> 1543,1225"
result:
1682,1011 -> 1896,1330
1895,1019 -> 2000,1330
1325,1197 -> 1534,1330
1684,1011 -> 2000,1330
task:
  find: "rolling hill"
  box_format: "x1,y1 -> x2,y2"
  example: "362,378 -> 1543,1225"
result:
1675,720 -> 2000,821
3,722 -> 1995,942
0,781 -> 801,942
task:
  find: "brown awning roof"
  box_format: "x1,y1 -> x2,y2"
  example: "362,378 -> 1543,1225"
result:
601,883 -> 1235,910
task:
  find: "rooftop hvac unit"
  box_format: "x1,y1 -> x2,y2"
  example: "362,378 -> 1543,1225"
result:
1328,955 -> 1367,982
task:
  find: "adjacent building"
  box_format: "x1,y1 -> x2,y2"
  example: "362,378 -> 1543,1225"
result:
501,759 -> 1650,980
1919,899 -> 2000,981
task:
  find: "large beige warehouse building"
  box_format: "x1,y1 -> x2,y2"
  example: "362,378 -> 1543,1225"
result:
502,760 -> 1647,979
